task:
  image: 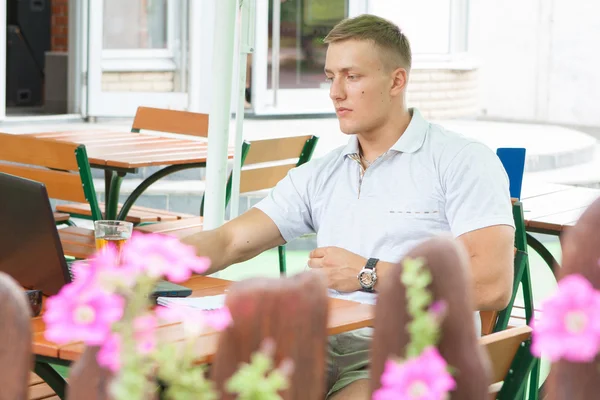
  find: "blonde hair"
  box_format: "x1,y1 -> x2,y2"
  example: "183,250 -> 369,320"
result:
324,14 -> 412,72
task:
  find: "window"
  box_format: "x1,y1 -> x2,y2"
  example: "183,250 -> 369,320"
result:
103,0 -> 168,49
369,0 -> 469,58
101,0 -> 184,72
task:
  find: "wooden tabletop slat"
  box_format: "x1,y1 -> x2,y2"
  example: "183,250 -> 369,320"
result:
26,130 -> 118,139
83,137 -> 185,149
99,148 -> 211,163
522,187 -> 600,220
23,130 -> 225,169
520,180 -> 573,200
84,141 -> 208,155
58,228 -> 95,247
31,132 -> 136,142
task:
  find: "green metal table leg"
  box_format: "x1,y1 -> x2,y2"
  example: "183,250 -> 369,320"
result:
34,360 -> 69,399
105,172 -> 125,220
526,233 -> 559,275
104,170 -> 112,207
116,163 -> 205,221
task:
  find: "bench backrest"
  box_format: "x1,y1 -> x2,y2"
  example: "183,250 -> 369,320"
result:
132,106 -> 209,138
0,133 -> 102,220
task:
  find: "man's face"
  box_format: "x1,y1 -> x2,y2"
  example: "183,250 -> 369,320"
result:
324,39 -> 396,135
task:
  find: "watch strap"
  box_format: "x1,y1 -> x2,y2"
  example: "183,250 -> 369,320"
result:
365,257 -> 379,270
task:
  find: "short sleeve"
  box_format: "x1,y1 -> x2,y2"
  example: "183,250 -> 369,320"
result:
253,163 -> 315,243
443,142 -> 515,237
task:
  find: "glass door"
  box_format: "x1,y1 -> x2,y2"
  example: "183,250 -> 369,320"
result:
252,0 -> 367,116
86,0 -> 189,117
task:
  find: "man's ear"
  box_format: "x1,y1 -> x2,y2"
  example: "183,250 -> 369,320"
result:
390,67 -> 408,96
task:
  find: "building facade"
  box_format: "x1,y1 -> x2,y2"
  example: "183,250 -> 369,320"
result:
0,0 -> 477,121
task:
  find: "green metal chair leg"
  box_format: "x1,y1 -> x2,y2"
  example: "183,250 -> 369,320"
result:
528,358 -> 541,400
34,360 -> 68,399
278,245 -> 287,276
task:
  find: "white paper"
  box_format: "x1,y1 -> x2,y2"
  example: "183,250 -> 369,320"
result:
157,290 -> 377,310
157,294 -> 227,310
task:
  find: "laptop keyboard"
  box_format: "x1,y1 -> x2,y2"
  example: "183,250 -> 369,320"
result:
66,260 -> 75,281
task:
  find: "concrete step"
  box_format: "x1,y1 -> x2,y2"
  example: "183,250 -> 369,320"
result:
525,144 -> 600,187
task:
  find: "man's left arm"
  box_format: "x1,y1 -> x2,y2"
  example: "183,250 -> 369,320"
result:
456,225 -> 514,311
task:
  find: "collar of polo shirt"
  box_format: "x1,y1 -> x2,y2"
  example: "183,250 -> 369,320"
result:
341,108 -> 429,158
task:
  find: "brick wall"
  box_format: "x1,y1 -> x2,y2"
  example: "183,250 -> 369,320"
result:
102,72 -> 175,92
407,69 -> 479,119
51,0 -> 69,51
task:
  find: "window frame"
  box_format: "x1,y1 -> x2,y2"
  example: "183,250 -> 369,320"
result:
101,0 -> 179,72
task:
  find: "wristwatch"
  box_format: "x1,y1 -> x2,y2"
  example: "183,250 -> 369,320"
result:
358,258 -> 378,292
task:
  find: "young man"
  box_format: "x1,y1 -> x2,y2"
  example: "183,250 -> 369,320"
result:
182,14 -> 515,399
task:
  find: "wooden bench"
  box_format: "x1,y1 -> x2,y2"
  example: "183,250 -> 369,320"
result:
53,213 -> 71,224
56,106 -> 208,224
29,373 -> 59,400
57,202 -> 195,224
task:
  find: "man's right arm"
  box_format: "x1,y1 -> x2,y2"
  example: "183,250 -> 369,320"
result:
179,208 -> 286,274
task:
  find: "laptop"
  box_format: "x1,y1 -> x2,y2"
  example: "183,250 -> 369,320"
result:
0,172 -> 192,298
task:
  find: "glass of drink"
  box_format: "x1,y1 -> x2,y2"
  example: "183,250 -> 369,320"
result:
94,220 -> 133,256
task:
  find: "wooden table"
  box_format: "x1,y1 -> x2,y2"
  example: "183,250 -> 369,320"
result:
519,179 -> 600,272
521,180 -> 600,235
58,217 -> 206,259
32,275 -> 375,399
24,130 -> 235,220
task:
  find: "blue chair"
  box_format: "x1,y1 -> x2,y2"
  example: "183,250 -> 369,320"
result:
496,147 -> 526,200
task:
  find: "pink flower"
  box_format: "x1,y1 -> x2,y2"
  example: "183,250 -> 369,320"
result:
71,246 -> 138,292
373,347 -> 456,400
155,305 -> 232,336
43,283 -> 125,345
121,232 -> 211,282
532,274 -> 600,362
97,333 -> 121,372
428,300 -> 448,324
133,314 -> 157,354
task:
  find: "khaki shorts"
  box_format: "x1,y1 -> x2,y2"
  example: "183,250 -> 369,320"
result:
326,327 -> 373,398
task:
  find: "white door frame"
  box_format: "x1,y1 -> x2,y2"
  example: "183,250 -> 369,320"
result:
251,0 -> 368,116
86,0 -> 190,117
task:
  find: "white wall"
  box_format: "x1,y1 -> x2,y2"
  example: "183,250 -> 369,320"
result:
469,0 -> 600,128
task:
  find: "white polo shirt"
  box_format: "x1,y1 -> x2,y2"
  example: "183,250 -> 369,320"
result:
255,108 -> 514,324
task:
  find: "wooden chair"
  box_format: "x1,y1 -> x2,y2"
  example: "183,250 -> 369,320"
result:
56,106 -> 209,224
0,133 -> 103,223
370,236 -> 493,398
200,134 -> 319,275
210,270 -> 329,400
480,326 -> 535,399
480,199 -> 540,399
0,272 -> 33,400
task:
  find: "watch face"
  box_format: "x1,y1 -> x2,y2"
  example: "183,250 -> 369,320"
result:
359,270 -> 375,288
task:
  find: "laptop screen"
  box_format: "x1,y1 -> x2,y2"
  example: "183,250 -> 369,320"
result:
0,172 -> 71,296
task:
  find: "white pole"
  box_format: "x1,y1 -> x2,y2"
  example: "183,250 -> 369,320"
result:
204,0 -> 238,230
230,0 -> 256,219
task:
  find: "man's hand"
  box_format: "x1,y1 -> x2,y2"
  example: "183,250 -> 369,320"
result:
307,246 -> 367,292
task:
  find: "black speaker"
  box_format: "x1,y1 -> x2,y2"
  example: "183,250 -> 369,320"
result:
8,0 -> 51,70
6,25 -> 44,107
